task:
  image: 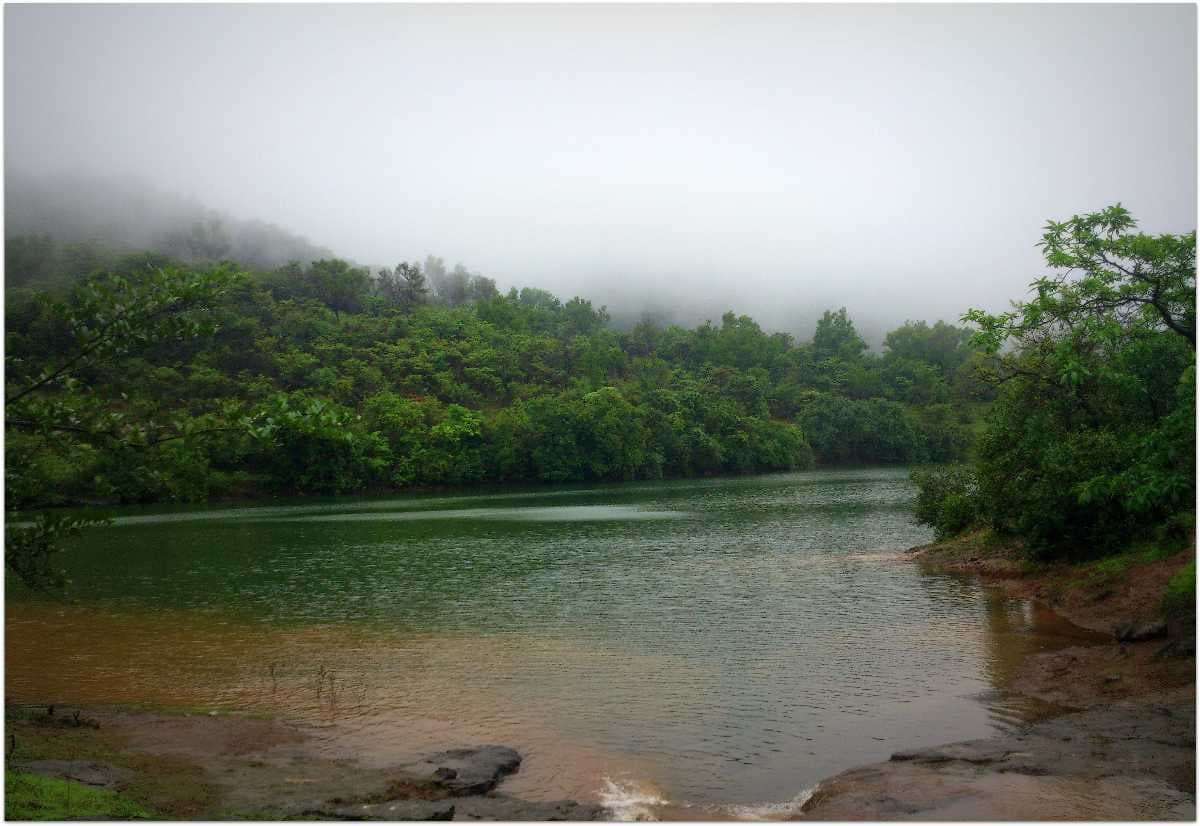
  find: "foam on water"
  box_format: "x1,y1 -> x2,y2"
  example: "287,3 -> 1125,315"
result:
599,777 -> 671,821
726,787 -> 815,820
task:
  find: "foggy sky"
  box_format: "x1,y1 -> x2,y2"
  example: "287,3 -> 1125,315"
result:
5,3 -> 1196,340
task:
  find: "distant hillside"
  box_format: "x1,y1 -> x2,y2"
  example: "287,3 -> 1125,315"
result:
5,172 -> 336,271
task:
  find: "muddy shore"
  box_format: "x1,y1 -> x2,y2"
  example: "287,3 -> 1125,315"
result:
5,707 -> 605,820
795,534 -> 1197,821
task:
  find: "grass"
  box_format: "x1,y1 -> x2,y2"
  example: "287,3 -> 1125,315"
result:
1098,542 -> 1175,572
5,770 -> 153,820
1043,541 -> 1186,598
1162,560 -> 1195,618
5,708 -> 222,819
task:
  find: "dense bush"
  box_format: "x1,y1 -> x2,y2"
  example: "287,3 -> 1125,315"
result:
6,239 -> 980,514
245,394 -> 389,494
964,205 -> 1195,560
796,392 -> 925,465
911,465 -> 980,540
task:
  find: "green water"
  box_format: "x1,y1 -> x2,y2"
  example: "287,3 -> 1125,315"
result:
6,468 -> 1092,815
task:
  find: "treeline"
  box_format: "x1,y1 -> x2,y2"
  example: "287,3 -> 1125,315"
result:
913,205 -> 1195,561
5,238 -> 987,509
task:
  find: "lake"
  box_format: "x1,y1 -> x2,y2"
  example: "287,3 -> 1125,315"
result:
6,467 -> 1092,818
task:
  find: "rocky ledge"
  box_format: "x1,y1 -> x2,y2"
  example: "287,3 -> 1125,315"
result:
302,745 -> 605,821
796,689 -> 1195,821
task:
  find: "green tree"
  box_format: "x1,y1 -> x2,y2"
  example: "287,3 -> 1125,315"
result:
399,262 -> 429,309
305,259 -> 370,317
5,264 -> 239,588
883,320 -> 973,379
245,393 -> 388,493
964,205 -> 1195,557
5,235 -> 59,289
812,307 -> 868,362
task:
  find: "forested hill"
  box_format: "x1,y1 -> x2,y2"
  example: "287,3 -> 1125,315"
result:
5,236 -> 987,510
5,173 -> 335,278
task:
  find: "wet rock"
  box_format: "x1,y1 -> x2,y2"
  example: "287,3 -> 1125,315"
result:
299,745 -> 603,820
799,690 -> 1196,821
891,744 -> 1010,765
396,746 -> 522,797
316,796 -> 604,821
1112,619 -> 1167,642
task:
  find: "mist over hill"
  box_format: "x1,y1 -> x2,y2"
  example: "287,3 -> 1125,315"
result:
5,172 -> 335,271
4,172 -> 905,345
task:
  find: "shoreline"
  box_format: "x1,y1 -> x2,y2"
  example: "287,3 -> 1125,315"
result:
4,705 -> 607,821
793,533 -> 1196,820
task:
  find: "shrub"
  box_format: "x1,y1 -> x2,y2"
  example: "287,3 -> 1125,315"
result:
1162,560 -> 1195,618
911,465 -> 980,540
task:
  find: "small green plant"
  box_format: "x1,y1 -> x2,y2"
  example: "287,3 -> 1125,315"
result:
1162,560 -> 1195,618
5,770 -> 153,820
1083,543 -> 1180,584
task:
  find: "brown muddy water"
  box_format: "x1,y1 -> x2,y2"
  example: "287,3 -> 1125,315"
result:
6,469 -> 1101,819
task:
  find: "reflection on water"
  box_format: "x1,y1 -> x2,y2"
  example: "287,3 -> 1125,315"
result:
286,505 -> 691,522
6,468 -> 1096,814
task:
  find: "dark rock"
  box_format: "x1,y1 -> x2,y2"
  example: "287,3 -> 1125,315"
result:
1154,636 -> 1196,660
395,746 -> 522,797
1112,619 -> 1168,642
316,796 -> 604,821
310,746 -> 610,820
891,744 -> 1009,765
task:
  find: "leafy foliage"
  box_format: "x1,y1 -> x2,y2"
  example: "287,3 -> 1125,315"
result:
965,204 -> 1194,350
911,465 -> 980,540
6,512 -> 113,590
6,238 -> 986,587
959,205 -> 1195,558
5,263 -> 239,586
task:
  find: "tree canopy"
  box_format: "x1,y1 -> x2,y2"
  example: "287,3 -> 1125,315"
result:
917,205 -> 1195,558
6,236 -> 985,586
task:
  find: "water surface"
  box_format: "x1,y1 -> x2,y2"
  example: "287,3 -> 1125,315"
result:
6,468 -> 1095,817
